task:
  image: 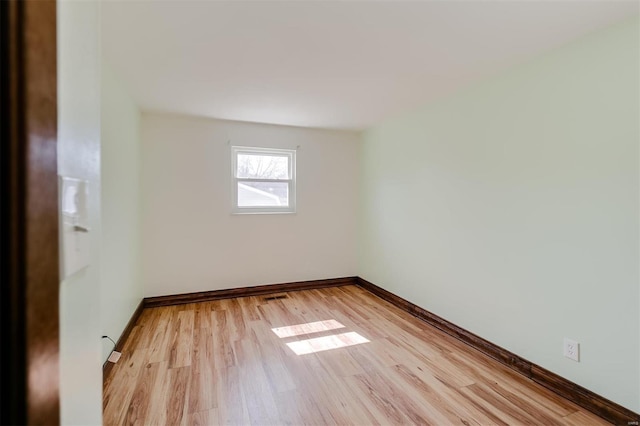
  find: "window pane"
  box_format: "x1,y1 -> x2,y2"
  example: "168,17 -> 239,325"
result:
237,182 -> 289,207
237,154 -> 289,179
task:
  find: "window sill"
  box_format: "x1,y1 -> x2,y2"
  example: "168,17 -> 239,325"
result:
231,210 -> 297,215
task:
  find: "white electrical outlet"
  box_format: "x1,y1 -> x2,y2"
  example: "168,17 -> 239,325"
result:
563,338 -> 580,362
107,350 -> 122,363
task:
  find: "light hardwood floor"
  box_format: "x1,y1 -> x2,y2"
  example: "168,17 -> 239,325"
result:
103,285 -> 608,425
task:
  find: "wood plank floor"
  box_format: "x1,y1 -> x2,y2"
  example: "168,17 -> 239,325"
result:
103,285 -> 609,425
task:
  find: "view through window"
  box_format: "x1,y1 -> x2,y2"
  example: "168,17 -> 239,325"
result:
231,146 -> 296,213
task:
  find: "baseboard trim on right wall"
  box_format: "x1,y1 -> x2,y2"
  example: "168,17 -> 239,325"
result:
356,277 -> 639,425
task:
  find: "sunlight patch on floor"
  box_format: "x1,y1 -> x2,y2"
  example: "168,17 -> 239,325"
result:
286,331 -> 370,355
272,319 -> 345,338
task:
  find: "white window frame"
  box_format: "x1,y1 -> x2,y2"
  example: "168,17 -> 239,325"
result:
231,146 -> 296,214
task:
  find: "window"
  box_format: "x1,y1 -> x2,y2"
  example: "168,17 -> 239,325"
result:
231,146 -> 296,214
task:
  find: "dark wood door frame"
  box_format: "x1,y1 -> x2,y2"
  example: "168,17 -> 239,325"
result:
1,0 -> 60,424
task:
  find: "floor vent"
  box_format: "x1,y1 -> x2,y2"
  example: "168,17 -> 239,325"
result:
263,294 -> 288,301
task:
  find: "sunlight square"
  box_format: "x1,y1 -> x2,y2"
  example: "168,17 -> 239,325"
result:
272,319 -> 345,338
286,331 -> 370,355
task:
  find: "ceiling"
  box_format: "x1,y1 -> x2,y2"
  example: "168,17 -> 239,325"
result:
102,1 -> 638,130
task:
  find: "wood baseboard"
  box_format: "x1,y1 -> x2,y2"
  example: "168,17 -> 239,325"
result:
102,299 -> 144,386
143,276 -> 358,308
356,277 -> 639,425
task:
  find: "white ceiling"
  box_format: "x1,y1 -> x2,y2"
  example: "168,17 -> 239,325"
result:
102,1 -> 638,130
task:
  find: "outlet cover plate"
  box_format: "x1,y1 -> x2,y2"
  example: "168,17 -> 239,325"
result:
563,338 -> 580,362
107,351 -> 122,363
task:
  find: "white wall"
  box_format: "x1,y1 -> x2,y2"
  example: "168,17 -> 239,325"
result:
142,114 -> 359,297
359,18 -> 639,411
58,1 -> 103,424
100,61 -> 143,362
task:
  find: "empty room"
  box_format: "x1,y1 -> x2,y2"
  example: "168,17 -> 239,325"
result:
4,0 -> 639,424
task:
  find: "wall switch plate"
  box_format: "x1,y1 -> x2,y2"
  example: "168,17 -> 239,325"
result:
563,338 -> 580,362
59,176 -> 90,278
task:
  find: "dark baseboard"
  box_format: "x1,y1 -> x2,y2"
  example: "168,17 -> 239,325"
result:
143,276 -> 358,308
102,299 -> 144,385
356,277 -> 639,425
